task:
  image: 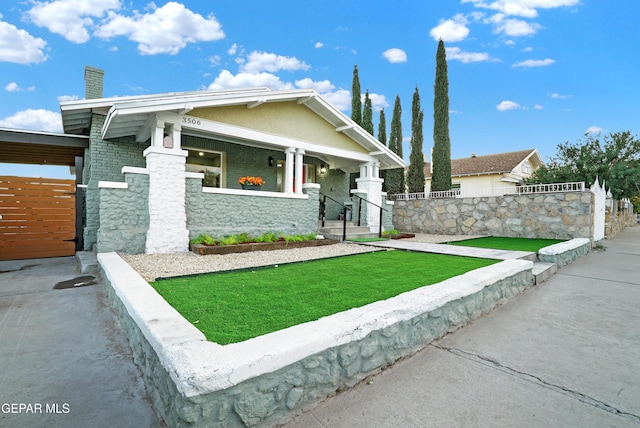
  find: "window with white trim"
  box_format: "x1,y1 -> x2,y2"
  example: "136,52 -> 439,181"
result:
186,149 -> 226,188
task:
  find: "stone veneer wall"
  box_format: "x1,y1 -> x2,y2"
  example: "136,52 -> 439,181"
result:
605,200 -> 636,239
97,169 -> 149,253
100,252 -> 533,428
186,178 -> 320,239
393,191 -> 594,240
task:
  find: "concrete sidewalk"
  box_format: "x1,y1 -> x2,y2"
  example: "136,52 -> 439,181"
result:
0,256 -> 161,428
286,226 -> 640,428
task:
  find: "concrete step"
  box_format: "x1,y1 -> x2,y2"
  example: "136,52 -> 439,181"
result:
319,220 -> 358,228
76,251 -> 98,274
319,226 -> 373,235
532,262 -> 557,285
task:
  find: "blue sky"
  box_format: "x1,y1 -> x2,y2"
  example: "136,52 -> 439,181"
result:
1,0 -> 638,179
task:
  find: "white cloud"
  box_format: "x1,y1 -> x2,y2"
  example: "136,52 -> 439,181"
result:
585,126 -> 603,134
446,46 -> 491,63
27,0 -> 121,44
512,58 -> 555,68
462,0 -> 579,18
58,95 -> 79,102
497,100 -> 521,111
362,93 -> 390,112
0,109 -> 63,132
5,82 -> 19,92
534,104 -> 544,109
320,90 -> 351,111
382,48 -> 407,63
227,43 -> 238,55
294,78 -> 335,93
208,70 -> 293,91
240,51 -> 310,74
95,2 -> 225,55
430,14 -> 470,42
314,42 -> 324,48
0,17 -> 48,64
550,92 -> 569,99
495,18 -> 542,36
521,46 -> 534,52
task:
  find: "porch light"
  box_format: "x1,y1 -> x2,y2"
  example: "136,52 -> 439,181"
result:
198,152 -> 204,156
320,164 -> 327,175
268,156 -> 275,167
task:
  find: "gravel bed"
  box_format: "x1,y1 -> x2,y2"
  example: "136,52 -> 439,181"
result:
120,242 -> 380,282
120,235 -> 482,282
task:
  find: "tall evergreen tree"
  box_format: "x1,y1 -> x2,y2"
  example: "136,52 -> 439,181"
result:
386,95 -> 404,194
431,39 -> 452,191
378,108 -> 388,191
362,90 -> 374,135
351,65 -> 362,125
407,86 -> 426,193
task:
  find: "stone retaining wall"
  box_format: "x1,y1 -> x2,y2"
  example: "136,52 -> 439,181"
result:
605,200 -> 636,239
99,252 -> 533,427
393,191 -> 594,240
537,238 -> 590,267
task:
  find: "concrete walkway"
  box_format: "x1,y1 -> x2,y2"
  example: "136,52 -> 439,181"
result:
0,257 -> 161,428
360,239 -> 535,261
286,226 -> 640,428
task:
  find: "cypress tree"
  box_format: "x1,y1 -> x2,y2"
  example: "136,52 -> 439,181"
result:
431,39 -> 452,191
362,90 -> 374,135
386,95 -> 404,194
378,108 -> 387,191
351,65 -> 362,125
407,86 -> 426,193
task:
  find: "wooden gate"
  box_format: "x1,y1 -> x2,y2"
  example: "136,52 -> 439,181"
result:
0,176 -> 76,260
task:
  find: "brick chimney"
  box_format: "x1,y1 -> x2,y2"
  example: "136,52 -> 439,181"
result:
84,66 -> 104,99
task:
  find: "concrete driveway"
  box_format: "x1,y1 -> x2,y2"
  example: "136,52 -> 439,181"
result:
0,256 -> 161,428
286,226 -> 640,428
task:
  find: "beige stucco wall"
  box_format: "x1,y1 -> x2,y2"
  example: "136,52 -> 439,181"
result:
190,102 -> 367,154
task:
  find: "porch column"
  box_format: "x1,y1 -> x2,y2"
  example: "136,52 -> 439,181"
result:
295,148 -> 305,195
144,121 -> 189,253
284,147 -> 295,194
355,161 -> 384,232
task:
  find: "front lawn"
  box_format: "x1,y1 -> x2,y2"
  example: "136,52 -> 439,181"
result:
152,250 -> 497,344
448,236 -> 565,252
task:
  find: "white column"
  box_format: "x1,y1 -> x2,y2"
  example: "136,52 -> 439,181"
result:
355,161 -> 385,232
284,147 -> 295,194
295,148 -> 305,195
144,122 -> 189,254
151,120 -> 165,148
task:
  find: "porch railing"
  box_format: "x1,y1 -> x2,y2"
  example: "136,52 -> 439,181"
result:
319,193 -> 349,241
351,193 -> 390,238
389,182 -> 586,201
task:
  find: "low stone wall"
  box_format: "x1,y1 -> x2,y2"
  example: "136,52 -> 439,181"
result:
393,191 -> 594,240
99,252 -> 533,427
605,201 -> 636,239
538,238 -> 590,267
187,178 -> 320,239
97,168 -> 149,253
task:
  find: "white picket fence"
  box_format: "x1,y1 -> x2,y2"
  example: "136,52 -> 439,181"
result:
389,182 -> 586,201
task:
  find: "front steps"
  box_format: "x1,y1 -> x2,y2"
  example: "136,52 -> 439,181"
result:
532,261 -> 557,285
318,220 -> 380,241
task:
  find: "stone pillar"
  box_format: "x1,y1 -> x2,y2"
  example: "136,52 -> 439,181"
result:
144,121 -> 189,253
284,147 -> 295,194
295,148 -> 305,195
355,161 -> 385,232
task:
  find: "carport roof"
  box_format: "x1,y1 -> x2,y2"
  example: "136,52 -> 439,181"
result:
0,128 -> 89,166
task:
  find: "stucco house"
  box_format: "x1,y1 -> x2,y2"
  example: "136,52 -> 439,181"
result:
60,67 -> 404,254
422,149 -> 543,195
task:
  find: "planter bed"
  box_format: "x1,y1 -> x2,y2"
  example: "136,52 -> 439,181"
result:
386,233 -> 415,240
190,238 -> 340,255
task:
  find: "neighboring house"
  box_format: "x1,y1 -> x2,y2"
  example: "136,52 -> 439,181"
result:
59,67 -> 404,255
421,149 -> 543,195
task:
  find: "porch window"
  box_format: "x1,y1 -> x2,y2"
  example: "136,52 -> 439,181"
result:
276,161 -> 316,192
186,149 -> 226,188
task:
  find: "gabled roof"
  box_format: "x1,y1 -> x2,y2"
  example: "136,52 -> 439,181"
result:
60,87 -> 405,170
423,149 -> 541,178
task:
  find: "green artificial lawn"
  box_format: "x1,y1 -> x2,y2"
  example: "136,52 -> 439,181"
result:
448,236 -> 565,253
152,250 -> 498,344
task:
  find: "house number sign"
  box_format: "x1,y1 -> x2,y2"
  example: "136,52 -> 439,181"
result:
182,116 -> 202,127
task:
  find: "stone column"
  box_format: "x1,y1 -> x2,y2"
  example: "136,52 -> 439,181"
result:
295,148 -> 305,195
355,161 -> 385,232
144,121 -> 189,253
